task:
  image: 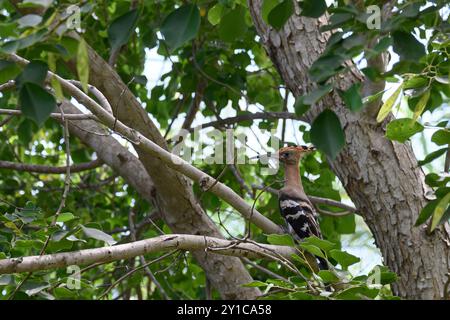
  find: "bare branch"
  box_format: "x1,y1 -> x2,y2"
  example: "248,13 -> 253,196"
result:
445,146 -> 450,173
187,112 -> 307,133
0,158 -> 103,174
252,184 -> 358,215
0,108 -> 97,120
7,53 -> 282,235
128,211 -> 170,300
308,196 -> 357,214
242,257 -> 291,283
0,80 -> 15,91
0,234 -> 297,274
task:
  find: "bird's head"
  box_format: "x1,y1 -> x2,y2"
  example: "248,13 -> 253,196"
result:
277,145 -> 316,165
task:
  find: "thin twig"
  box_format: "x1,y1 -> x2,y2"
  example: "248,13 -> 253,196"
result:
98,250 -> 178,300
128,211 -> 170,300
229,164 -> 255,198
8,115 -> 72,299
40,116 -> 72,254
445,146 -> 450,173
252,184 -> 358,215
242,257 -> 291,283
0,158 -> 102,174
0,108 -> 97,120
0,115 -> 14,127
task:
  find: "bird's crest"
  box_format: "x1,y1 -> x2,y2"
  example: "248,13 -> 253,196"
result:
278,145 -> 316,154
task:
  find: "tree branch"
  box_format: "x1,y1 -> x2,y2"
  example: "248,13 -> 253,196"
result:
252,184 -> 357,215
187,112 -> 307,133
0,108 -> 97,120
7,53 -> 282,235
0,158 -> 103,174
0,234 -> 296,275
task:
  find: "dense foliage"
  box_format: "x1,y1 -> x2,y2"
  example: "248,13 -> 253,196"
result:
0,0 -> 448,300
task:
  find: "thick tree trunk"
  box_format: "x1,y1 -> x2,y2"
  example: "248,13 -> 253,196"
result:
11,6 -> 259,299
65,50 -> 259,299
248,0 -> 450,299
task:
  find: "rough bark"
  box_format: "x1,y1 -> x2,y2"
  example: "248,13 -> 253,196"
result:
248,0 -> 450,299
7,3 -> 259,300
78,49 -> 259,299
59,101 -> 157,203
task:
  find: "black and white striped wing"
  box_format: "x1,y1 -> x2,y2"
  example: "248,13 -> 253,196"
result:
279,197 -> 321,240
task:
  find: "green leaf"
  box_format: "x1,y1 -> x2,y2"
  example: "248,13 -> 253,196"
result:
415,200 -> 438,226
56,212 -> 76,223
20,0 -> 53,9
430,192 -> 450,231
289,291 -> 316,300
309,54 -> 345,83
403,77 -> 428,90
418,148 -> 447,166
302,236 -> 336,253
339,83 -> 363,112
376,84 -> 402,122
243,281 -> 268,287
302,84 -> 333,105
366,36 -> 392,59
329,249 -> 360,270
24,283 -> 50,296
425,173 -> 450,188
431,130 -> 450,146
161,4 -> 200,50
17,118 -> 37,146
0,29 -> 46,53
318,270 -> 339,283
294,96 -> 310,116
77,37 -> 89,93
268,0 -> 294,30
81,225 -> 117,246
19,82 -> 56,126
108,9 -> 139,51
336,213 -> 356,234
47,53 -> 64,101
17,14 -> 42,28
15,60 -> 48,88
261,0 -> 280,24
291,254 -> 308,266
266,234 -> 296,246
53,287 -> 77,299
392,31 -> 426,61
373,266 -> 398,285
385,118 -> 424,143
0,60 -> 21,83
207,3 -> 223,25
363,88 -> 386,104
335,285 -> 379,300
299,243 -> 325,259
412,90 -> 430,120
299,0 -> 327,18
310,109 -> 345,160
218,6 -> 248,42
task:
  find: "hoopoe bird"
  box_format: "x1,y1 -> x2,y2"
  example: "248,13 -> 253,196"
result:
277,145 -> 328,270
